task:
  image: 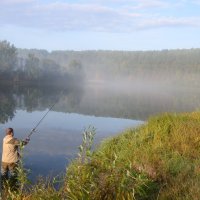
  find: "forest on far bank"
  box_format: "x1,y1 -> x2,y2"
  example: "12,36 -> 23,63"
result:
1,40 -> 200,86
0,40 -> 84,85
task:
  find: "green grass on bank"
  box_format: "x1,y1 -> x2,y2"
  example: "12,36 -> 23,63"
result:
66,112 -> 200,200
2,112 -> 200,199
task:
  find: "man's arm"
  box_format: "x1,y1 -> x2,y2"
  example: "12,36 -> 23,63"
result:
7,138 -> 20,145
7,138 -> 29,146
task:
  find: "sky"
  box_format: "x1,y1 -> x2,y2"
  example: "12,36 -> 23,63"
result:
0,0 -> 200,51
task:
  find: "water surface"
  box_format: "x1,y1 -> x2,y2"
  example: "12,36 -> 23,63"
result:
0,83 -> 200,180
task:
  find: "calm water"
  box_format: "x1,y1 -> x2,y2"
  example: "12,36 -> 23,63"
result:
0,83 -> 200,180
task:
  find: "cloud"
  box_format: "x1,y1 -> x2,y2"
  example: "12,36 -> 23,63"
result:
0,0 -> 35,4
87,0 -> 170,9
192,0 -> 200,5
132,0 -> 170,9
0,2 -> 141,32
0,1 -> 200,32
138,17 -> 200,29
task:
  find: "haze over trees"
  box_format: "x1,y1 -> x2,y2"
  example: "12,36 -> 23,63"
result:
0,40 -> 17,76
1,40 -> 200,86
17,46 -> 200,86
0,40 -> 84,85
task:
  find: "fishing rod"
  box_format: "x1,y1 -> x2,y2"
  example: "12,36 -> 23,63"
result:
26,102 -> 56,140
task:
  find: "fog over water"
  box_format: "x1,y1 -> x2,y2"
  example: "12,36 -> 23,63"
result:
0,79 -> 200,180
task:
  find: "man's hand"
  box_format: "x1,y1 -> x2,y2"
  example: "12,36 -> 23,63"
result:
22,137 -> 30,145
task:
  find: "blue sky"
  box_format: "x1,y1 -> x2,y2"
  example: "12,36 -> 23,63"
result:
0,0 -> 200,51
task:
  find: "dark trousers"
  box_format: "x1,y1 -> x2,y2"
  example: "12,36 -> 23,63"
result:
1,162 -> 18,190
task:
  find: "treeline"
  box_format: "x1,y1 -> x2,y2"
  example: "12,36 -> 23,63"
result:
18,47 -> 200,85
0,40 -> 84,85
1,40 -> 200,86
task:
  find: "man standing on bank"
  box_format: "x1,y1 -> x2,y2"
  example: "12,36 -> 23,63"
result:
1,128 -> 29,189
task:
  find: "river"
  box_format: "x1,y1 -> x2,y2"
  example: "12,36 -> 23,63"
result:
0,83 -> 199,180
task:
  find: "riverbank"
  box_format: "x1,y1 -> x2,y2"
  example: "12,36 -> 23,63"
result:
3,111 -> 200,199
66,112 -> 200,199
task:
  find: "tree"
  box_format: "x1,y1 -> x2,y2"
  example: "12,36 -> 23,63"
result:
68,60 -> 85,82
0,40 -> 17,74
24,54 -> 40,80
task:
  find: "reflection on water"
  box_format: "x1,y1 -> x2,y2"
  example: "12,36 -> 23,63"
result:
0,110 -> 142,180
1,83 -> 200,124
0,83 -> 200,179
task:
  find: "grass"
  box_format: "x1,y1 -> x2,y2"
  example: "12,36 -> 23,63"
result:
65,112 -> 200,199
2,112 -> 200,199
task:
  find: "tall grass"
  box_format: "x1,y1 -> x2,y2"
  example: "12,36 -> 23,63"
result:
2,112 -> 200,199
65,112 -> 200,199
1,142 -> 65,200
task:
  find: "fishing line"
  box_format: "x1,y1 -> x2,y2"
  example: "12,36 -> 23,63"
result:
26,102 -> 56,139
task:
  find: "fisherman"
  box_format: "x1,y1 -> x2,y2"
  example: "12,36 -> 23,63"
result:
1,128 -> 29,190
